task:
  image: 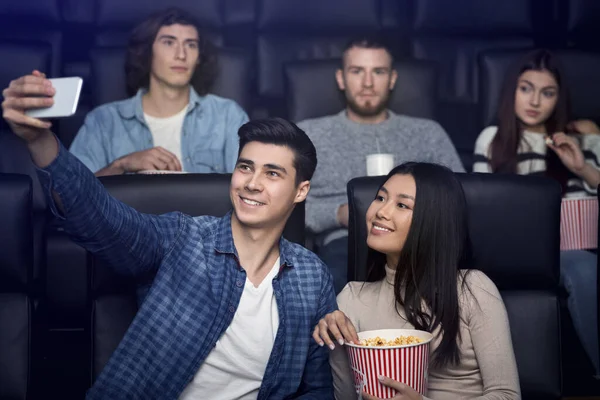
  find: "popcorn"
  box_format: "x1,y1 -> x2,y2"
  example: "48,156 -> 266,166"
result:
359,335 -> 423,347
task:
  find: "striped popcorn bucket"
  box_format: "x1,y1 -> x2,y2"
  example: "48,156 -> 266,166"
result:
346,329 -> 433,398
560,197 -> 598,251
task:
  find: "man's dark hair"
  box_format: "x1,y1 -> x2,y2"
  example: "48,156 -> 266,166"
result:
341,36 -> 395,67
125,7 -> 218,96
238,118 -> 317,185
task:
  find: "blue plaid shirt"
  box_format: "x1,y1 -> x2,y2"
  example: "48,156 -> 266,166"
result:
37,140 -> 337,399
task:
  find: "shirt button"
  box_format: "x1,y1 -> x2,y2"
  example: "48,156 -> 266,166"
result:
236,280 -> 243,287
228,306 -> 236,313
186,157 -> 190,162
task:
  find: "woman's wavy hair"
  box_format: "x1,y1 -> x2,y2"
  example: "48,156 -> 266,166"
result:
125,7 -> 218,97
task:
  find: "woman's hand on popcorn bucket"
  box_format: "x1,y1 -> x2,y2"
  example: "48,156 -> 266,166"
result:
361,376 -> 423,400
312,310 -> 360,350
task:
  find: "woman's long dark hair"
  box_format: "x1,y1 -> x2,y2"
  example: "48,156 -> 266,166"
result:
125,7 -> 218,97
490,49 -> 572,191
365,162 -> 473,369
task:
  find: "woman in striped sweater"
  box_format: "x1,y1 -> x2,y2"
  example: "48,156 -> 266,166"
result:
473,49 -> 600,377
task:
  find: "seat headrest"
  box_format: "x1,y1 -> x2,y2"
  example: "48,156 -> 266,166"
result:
0,0 -> 61,23
90,47 -> 249,110
99,173 -> 305,245
257,0 -> 379,31
413,0 -> 533,34
479,48 -> 600,127
95,0 -> 223,29
0,43 -> 52,131
285,58 -> 437,122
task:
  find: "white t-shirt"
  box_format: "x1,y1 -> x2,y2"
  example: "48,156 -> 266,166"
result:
179,258 -> 281,400
144,105 -> 187,168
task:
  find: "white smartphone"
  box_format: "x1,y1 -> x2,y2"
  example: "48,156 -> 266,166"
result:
25,77 -> 83,119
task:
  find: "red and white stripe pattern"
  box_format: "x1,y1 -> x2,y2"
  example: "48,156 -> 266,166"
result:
346,343 -> 430,398
560,197 -> 598,251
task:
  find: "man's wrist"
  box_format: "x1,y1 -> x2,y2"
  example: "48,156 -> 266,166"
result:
110,157 -> 127,174
26,130 -> 60,168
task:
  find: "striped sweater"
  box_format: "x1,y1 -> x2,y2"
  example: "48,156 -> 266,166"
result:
473,126 -> 600,197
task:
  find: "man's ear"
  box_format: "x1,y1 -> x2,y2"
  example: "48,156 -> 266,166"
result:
294,181 -> 310,204
389,68 -> 398,90
335,69 -> 345,91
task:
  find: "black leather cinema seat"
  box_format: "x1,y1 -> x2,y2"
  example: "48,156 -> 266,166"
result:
0,43 -> 52,132
285,59 -> 438,122
479,49 -> 600,129
89,47 -> 252,111
93,0 -> 225,47
0,173 -> 34,400
347,172 -> 562,399
567,0 -> 600,49
91,173 -> 305,381
0,0 -> 62,78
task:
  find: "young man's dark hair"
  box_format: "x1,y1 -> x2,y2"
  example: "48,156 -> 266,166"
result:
238,118 -> 318,185
125,7 -> 218,96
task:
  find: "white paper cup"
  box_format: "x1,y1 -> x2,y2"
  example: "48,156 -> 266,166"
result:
366,154 -> 394,176
346,329 -> 433,398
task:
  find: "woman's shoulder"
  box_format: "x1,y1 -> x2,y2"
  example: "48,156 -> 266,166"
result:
475,126 -> 499,145
458,269 -> 503,309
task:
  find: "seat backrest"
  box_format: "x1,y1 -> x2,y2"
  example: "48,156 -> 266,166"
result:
567,0 -> 600,49
93,0 -> 224,47
347,172 -> 562,399
0,43 -> 52,131
89,47 -> 251,110
479,48 -> 600,128
0,0 -> 62,77
0,132 -> 48,295
285,59 -> 438,122
90,173 -> 305,380
0,173 -> 33,400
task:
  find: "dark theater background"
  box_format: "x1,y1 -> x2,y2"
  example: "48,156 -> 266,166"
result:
1,0 -> 599,399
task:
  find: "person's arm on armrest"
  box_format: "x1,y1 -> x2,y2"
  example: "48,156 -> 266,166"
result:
295,266 -> 338,399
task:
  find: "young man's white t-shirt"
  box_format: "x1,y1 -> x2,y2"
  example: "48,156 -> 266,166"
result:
178,257 -> 281,400
144,105 -> 187,168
